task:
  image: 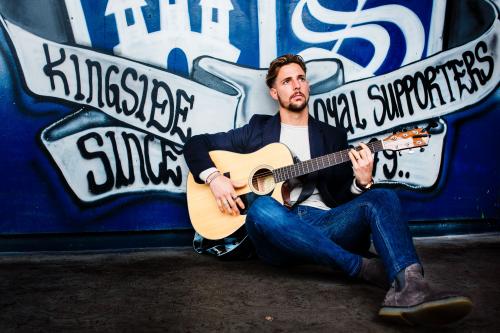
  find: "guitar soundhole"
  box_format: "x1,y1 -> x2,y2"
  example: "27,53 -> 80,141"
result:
250,166 -> 275,195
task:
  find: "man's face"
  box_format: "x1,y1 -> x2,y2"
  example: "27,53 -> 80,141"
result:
270,63 -> 310,113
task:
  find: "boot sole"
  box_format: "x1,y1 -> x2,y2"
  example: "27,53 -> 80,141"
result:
379,296 -> 472,326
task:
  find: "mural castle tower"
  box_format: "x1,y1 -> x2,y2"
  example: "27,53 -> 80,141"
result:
105,0 -> 240,73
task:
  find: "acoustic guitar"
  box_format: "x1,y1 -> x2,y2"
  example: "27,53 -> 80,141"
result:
187,128 -> 429,240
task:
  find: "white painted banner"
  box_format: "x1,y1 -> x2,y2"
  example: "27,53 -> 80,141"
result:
42,109 -> 187,201
2,19 -> 239,146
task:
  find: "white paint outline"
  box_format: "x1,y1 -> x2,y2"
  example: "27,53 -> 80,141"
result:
64,0 -> 92,46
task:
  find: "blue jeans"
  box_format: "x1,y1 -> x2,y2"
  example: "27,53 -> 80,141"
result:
245,189 -> 419,282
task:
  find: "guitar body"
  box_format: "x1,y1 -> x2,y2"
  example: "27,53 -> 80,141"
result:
187,143 -> 294,240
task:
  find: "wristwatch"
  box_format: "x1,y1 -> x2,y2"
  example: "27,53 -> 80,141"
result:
357,179 -> 374,191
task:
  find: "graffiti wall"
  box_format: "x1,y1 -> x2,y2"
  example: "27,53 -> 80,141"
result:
0,0 -> 498,235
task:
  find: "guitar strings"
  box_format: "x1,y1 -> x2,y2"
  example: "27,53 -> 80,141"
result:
228,133 -> 420,185
249,143 -> 379,180
237,141 -> 385,185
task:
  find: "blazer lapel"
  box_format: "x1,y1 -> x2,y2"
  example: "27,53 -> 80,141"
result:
262,113 -> 281,145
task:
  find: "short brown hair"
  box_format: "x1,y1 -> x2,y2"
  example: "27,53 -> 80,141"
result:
265,54 -> 306,88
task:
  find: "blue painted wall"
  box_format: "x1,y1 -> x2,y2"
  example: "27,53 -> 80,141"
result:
0,0 -> 497,236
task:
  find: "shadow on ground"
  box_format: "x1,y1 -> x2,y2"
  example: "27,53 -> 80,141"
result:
1,234 -> 499,332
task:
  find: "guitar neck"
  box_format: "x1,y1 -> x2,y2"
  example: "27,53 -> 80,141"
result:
273,140 -> 384,182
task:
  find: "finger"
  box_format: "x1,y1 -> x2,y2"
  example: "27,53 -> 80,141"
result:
222,194 -> 236,214
362,149 -> 374,165
231,193 -> 245,210
357,145 -> 367,157
221,198 -> 232,215
359,143 -> 372,160
364,150 -> 373,163
225,196 -> 239,215
349,150 -> 359,167
235,197 -> 245,210
359,149 -> 370,164
216,199 -> 224,213
357,149 -> 366,161
349,150 -> 358,167
352,148 -> 362,160
349,149 -> 357,160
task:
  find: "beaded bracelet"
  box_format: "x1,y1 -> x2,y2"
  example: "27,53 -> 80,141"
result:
207,173 -> 221,185
206,171 -> 221,185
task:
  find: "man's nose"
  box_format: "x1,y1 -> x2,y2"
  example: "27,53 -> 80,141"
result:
292,79 -> 301,90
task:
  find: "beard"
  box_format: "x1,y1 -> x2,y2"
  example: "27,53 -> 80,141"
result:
278,94 -> 309,112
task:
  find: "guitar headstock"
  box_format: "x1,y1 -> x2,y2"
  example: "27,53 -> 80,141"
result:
381,128 -> 429,151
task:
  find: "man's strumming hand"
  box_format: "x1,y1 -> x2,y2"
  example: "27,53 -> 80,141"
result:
209,174 -> 246,216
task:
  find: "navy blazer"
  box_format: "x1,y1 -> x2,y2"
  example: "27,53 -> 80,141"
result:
183,113 -> 356,208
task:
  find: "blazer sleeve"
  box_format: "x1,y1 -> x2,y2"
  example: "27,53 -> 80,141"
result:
319,127 -> 357,207
183,117 -> 258,183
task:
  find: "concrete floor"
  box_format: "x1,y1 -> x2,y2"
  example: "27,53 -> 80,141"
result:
1,233 -> 499,332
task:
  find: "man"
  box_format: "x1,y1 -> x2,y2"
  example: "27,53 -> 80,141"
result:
183,54 -> 472,326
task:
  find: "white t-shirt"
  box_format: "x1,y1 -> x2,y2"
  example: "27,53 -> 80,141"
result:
279,123 -> 331,210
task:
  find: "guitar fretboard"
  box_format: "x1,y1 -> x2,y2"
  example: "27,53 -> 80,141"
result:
272,140 -> 384,182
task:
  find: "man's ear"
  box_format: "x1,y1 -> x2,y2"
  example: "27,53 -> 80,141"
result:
269,87 -> 278,101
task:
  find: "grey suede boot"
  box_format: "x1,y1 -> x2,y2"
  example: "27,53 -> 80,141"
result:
358,258 -> 390,290
379,263 -> 472,326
